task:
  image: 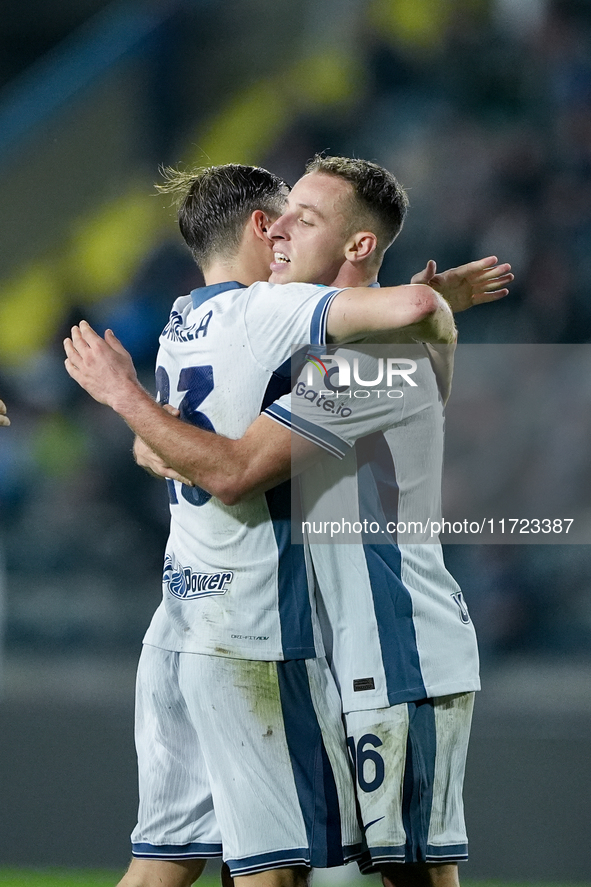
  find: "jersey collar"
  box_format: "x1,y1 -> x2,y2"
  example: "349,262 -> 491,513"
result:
190,281 -> 246,310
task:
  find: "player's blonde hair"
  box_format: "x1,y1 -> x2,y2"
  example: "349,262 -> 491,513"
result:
304,155 -> 409,263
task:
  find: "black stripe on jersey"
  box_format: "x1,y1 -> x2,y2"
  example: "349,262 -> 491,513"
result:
265,478 -> 317,659
402,699 -> 437,862
310,289 -> 340,344
355,432 -> 427,704
260,347 -> 308,412
276,659 -> 347,868
264,404 -> 348,460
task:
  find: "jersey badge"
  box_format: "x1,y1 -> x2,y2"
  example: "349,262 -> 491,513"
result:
353,677 -> 376,691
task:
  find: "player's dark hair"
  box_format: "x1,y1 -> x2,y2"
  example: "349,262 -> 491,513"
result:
157,164 -> 290,270
304,155 -> 409,260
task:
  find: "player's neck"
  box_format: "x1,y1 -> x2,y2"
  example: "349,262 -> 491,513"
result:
329,263 -> 378,288
203,238 -> 270,288
203,262 -> 260,287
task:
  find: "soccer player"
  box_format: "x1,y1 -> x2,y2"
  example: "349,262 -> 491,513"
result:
0,399 -> 9,426
129,157 -> 512,887
64,162 -> 456,887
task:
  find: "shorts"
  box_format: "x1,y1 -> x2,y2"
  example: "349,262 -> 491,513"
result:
131,644 -> 362,876
344,692 -> 474,870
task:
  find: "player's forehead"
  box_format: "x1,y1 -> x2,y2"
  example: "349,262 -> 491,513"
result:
284,172 -> 353,221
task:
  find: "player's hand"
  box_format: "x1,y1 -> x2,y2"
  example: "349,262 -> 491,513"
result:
133,435 -> 193,485
64,321 -> 141,409
133,406 -> 194,486
0,399 -> 10,426
411,256 -> 513,313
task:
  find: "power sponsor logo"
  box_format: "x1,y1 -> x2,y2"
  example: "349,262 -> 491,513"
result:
163,554 -> 233,600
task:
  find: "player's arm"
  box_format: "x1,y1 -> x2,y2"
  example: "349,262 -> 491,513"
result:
410,255 -> 513,312
64,321 -> 322,505
325,255 -> 512,345
0,399 -> 9,426
131,403 -> 194,486
209,260 -> 512,497
132,412 -> 319,505
326,283 -> 456,345
128,260 -> 511,498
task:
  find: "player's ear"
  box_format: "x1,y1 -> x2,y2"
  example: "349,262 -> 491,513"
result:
251,210 -> 274,247
345,231 -> 377,264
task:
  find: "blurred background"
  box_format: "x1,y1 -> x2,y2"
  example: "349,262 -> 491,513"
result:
0,0 -> 590,880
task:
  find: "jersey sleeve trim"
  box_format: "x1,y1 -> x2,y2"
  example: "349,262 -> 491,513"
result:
264,402 -> 351,460
309,289 -> 341,345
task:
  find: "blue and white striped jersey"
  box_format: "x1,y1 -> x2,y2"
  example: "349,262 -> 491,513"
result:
143,280 -> 340,660
264,344 -> 480,711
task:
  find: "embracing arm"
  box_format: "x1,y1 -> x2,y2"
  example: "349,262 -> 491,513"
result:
220,258 -> 513,494
64,259 -> 509,503
326,284 -> 456,345
134,413 -> 320,505
326,255 -> 512,345
64,322 -> 321,505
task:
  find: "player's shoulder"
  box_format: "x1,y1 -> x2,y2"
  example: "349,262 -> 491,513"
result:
170,293 -> 193,313
164,283 -> 246,330
246,280 -> 339,302
159,293 -> 193,341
